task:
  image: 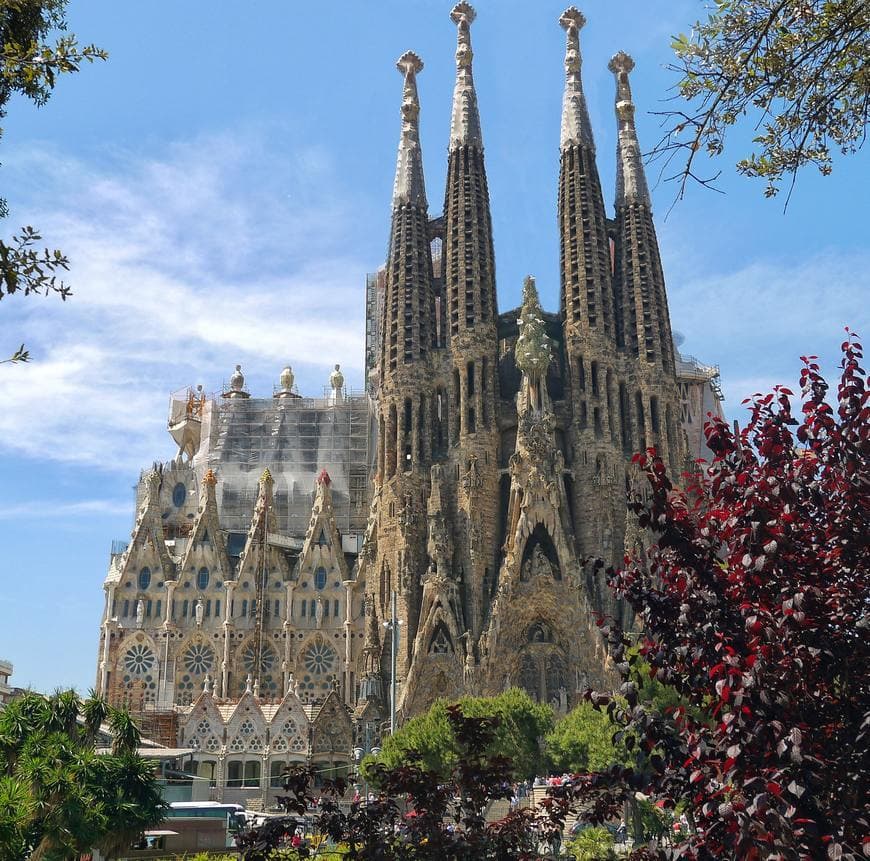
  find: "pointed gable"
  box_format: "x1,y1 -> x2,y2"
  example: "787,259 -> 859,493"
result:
237,468 -> 291,584
310,689 -> 352,756
180,469 -> 231,584
268,689 -> 309,757
225,690 -> 266,753
118,469 -> 175,583
296,470 -> 348,580
180,689 -> 225,753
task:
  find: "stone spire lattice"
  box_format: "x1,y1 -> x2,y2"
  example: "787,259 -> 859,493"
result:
449,1 -> 483,150
393,51 -> 427,208
609,51 -> 650,207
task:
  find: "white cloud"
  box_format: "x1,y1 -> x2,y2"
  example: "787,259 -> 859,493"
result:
0,131 -> 370,472
666,249 -> 870,412
0,498 -> 130,519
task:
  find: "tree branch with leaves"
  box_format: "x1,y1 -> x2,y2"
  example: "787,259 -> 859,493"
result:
0,0 -> 106,363
649,0 -> 869,205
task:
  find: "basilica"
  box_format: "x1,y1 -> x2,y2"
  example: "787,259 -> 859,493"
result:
94,4 -> 723,805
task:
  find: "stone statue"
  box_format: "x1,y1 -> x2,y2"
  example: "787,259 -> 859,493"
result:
329,363 -> 344,402
195,598 -> 204,627
135,599 -> 145,627
280,365 -> 294,391
315,597 -> 325,628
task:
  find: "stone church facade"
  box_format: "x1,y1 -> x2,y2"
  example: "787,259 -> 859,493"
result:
94,4 -> 723,798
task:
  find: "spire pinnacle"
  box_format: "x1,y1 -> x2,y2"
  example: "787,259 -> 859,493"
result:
392,50 -> 427,208
559,7 -> 594,151
515,276 -> 552,378
449,2 -> 482,149
608,51 -> 650,206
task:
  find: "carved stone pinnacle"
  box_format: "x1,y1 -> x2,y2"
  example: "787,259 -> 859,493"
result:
559,6 -> 586,31
608,51 -> 635,75
396,50 -> 424,76
450,1 -> 476,25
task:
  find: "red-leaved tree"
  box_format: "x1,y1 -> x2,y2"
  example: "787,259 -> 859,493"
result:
566,332 -> 869,859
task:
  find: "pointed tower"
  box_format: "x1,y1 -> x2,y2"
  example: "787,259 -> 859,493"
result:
609,52 -> 682,472
442,1 -> 500,642
558,7 -> 614,346
558,8 -> 625,565
370,50 -> 437,692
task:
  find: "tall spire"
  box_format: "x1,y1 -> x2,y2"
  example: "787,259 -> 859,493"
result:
557,7 -> 614,341
380,50 -> 434,376
393,51 -> 427,208
608,51 -> 650,207
559,7 -> 594,151
449,2 -> 482,150
610,51 -> 675,373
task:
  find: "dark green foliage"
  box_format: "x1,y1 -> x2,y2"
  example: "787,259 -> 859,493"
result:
370,688 -> 554,781
0,689 -> 166,860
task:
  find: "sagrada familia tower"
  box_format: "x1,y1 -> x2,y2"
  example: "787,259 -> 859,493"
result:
94,5 -> 722,800
362,3 -> 685,715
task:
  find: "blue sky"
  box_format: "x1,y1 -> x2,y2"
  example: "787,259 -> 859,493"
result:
1,0 -> 866,694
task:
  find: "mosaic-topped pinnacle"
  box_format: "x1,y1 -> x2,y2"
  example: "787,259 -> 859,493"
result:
515,275 -> 552,378
559,6 -> 586,33
449,2 -> 482,148
396,49 -> 423,77
610,51 -> 650,207
559,6 -> 594,150
608,50 -> 635,75
392,50 -> 427,208
259,467 -> 273,484
450,2 -> 476,28
202,469 -> 217,487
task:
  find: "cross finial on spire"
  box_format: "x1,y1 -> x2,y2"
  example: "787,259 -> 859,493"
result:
608,51 -> 650,207
449,2 -> 482,149
559,7 -> 594,151
392,50 -> 427,207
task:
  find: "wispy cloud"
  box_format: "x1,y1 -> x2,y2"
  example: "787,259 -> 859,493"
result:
1,130 -> 370,472
666,249 -> 870,413
0,498 -> 130,519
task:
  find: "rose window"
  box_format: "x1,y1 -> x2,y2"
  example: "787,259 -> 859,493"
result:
242,643 -> 277,674
184,644 -> 215,676
196,719 -> 212,736
124,644 -> 155,676
303,641 -> 337,677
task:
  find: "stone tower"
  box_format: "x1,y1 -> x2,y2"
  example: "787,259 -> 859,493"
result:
367,50 -> 437,688
358,4 -> 697,721
442,2 -> 501,640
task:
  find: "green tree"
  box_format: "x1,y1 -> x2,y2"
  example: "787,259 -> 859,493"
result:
565,826 -> 616,861
652,0 -> 869,202
0,689 -> 166,860
370,689 -> 553,780
0,0 -> 106,363
545,701 -> 627,774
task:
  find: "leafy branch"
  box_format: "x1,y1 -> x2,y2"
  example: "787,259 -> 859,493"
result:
647,0 -> 870,205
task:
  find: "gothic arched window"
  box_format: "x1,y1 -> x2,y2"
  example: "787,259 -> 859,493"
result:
314,567 -> 327,590
429,625 -> 452,655
197,567 -> 210,591
138,567 -> 151,590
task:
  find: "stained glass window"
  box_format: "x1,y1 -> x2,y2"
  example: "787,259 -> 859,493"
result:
314,567 -> 327,590
197,567 -> 210,590
138,567 -> 151,590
